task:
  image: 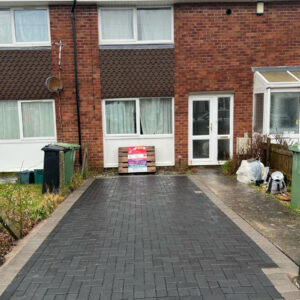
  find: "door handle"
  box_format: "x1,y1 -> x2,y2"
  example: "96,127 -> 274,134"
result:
210,123 -> 212,131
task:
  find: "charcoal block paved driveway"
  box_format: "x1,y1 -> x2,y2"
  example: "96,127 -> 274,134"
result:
1,176 -> 283,300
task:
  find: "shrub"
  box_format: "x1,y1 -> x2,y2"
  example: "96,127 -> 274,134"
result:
31,193 -> 64,221
222,135 -> 267,176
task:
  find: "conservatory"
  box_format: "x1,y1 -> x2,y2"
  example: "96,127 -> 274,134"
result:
253,66 -> 300,142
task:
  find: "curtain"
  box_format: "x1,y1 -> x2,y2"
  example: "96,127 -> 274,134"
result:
105,101 -> 136,134
137,8 -> 171,41
140,98 -> 172,134
0,10 -> 12,44
101,9 -> 133,40
270,92 -> 300,134
0,101 -> 20,139
14,9 -> 49,42
21,102 -> 55,137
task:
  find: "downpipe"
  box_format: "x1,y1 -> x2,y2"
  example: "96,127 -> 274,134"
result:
71,0 -> 83,166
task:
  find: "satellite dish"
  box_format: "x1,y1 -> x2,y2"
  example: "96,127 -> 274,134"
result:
45,77 -> 63,93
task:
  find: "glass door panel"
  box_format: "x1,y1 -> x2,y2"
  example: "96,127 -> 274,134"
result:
218,97 -> 230,135
217,97 -> 231,161
193,140 -> 209,159
191,99 -> 212,161
193,101 -> 209,136
218,139 -> 230,160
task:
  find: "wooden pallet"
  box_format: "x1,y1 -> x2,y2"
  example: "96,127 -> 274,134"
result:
118,146 -> 156,174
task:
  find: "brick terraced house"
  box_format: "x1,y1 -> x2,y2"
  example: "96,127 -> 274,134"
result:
1,0 -> 300,171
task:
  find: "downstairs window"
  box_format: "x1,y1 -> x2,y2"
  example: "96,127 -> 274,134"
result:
0,100 -> 56,140
253,69 -> 300,140
270,92 -> 300,135
104,98 -> 173,136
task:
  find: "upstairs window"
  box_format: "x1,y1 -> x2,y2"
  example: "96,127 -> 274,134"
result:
99,7 -> 173,44
101,9 -> 134,41
0,8 -> 50,46
0,10 -> 12,44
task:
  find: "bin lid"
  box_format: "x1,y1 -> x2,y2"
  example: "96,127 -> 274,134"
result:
55,142 -> 80,150
289,144 -> 300,153
19,170 -> 31,174
41,144 -> 70,152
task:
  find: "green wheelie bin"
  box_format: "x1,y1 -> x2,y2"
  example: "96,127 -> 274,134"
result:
289,144 -> 300,209
55,143 -> 80,185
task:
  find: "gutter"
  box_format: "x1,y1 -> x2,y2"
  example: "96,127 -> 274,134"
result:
0,0 -> 294,6
71,0 -> 83,166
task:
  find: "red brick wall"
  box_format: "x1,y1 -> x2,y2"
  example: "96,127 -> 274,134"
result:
49,2 -> 300,169
50,5 -> 103,169
174,2 -> 300,165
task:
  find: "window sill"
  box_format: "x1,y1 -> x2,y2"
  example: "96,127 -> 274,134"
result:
0,138 -> 56,144
104,134 -> 173,140
0,44 -> 51,51
99,43 -> 174,50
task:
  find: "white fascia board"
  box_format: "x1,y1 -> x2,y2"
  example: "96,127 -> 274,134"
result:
0,0 -> 293,7
0,0 -> 73,7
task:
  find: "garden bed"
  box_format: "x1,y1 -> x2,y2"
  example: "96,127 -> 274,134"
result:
0,173 -> 83,266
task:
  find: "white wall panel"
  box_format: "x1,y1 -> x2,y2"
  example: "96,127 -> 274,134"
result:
103,137 -> 174,167
0,140 -> 56,172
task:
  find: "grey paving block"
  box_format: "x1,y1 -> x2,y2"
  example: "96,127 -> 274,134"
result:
1,177 -> 284,300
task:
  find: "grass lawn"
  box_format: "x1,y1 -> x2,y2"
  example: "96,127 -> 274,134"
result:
0,184 -> 44,265
0,183 -> 63,225
0,183 -> 63,264
250,183 -> 300,214
0,183 -> 44,211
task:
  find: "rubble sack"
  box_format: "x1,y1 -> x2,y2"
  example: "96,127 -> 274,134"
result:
236,160 -> 267,184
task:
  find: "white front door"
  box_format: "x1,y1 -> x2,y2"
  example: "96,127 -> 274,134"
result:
188,94 -> 233,165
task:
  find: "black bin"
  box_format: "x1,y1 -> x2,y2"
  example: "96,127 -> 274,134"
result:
42,144 -> 70,193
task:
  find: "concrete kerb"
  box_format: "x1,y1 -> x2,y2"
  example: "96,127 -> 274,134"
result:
0,178 -> 95,297
190,175 -> 300,300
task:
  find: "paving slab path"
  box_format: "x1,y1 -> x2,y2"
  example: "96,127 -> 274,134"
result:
193,169 -> 300,266
0,176 -> 289,299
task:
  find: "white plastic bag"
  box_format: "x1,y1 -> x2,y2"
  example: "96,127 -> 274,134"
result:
236,160 -> 264,184
262,167 -> 269,183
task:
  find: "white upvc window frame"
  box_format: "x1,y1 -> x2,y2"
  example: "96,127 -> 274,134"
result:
0,99 -> 56,143
0,7 -> 51,48
252,91 -> 266,134
103,98 -> 139,137
253,87 -> 300,141
98,6 -> 174,45
102,97 -> 174,139
268,88 -> 300,140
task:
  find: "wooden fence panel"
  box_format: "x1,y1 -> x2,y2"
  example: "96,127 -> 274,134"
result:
118,146 -> 156,174
265,138 -> 293,180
